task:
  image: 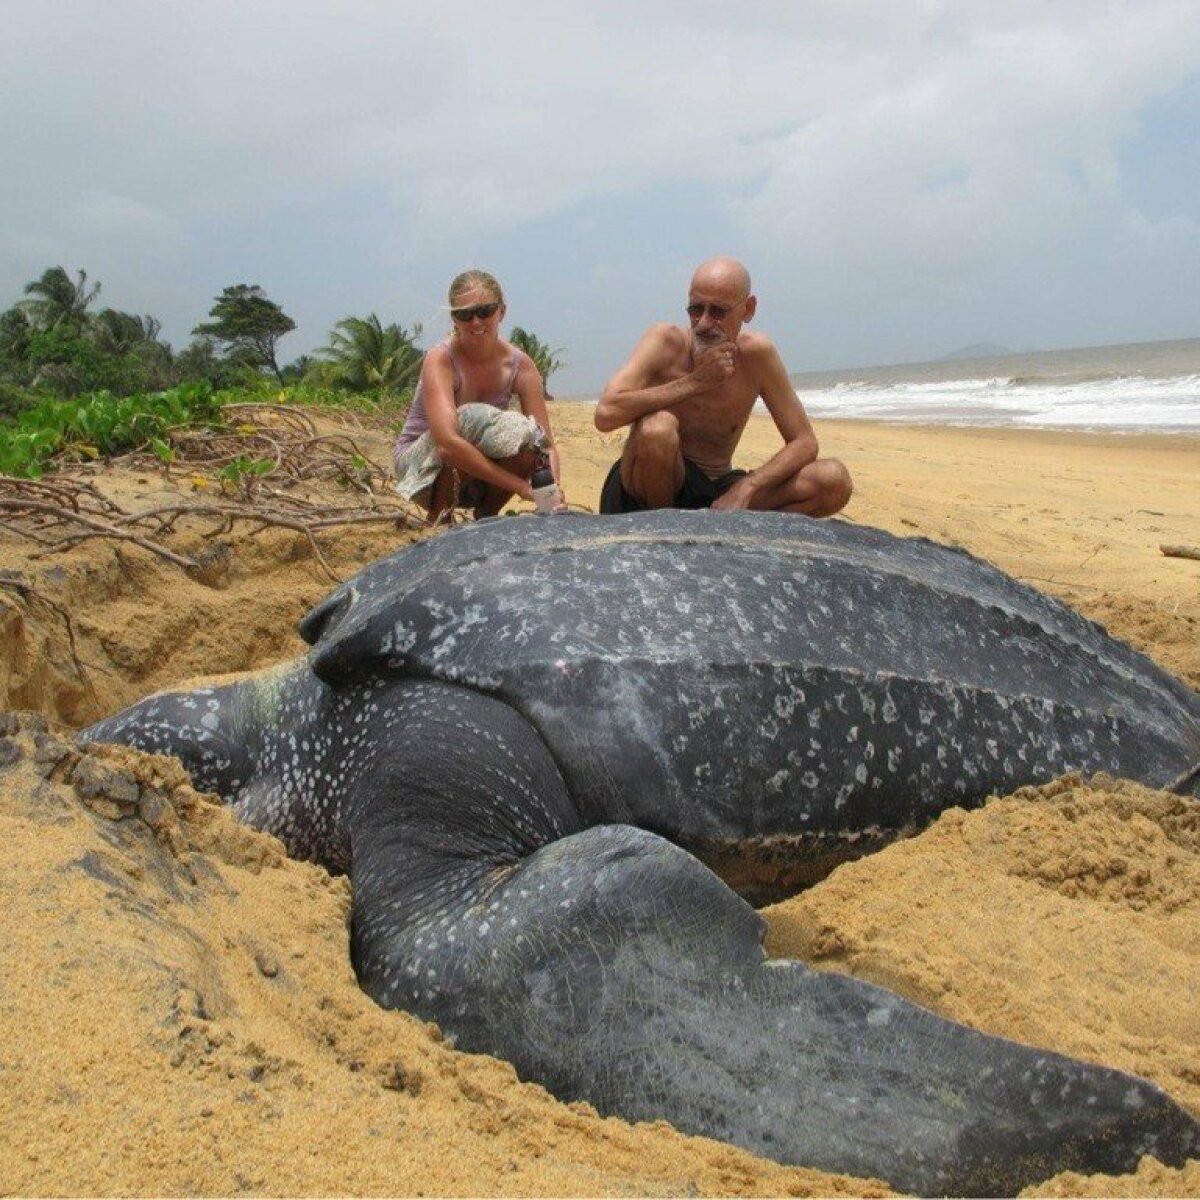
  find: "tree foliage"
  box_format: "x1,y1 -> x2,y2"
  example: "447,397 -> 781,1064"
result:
314,314 -> 424,394
193,284 -> 296,384
1,267 -> 569,423
0,307 -> 33,363
509,326 -> 567,397
21,267 -> 101,333
1,267 -> 180,398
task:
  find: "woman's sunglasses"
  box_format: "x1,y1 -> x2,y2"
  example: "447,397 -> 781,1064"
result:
451,302 -> 501,323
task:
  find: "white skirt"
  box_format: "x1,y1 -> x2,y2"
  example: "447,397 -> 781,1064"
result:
393,403 -> 547,504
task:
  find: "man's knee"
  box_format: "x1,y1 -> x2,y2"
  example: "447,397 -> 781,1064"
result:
811,458 -> 852,516
630,410 -> 681,460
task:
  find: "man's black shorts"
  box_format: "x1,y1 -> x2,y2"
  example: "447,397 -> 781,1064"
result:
599,457 -> 748,515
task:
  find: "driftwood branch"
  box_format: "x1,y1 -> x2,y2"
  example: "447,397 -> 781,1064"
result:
1160,544 -> 1200,562
0,571 -> 99,699
0,476 -> 426,584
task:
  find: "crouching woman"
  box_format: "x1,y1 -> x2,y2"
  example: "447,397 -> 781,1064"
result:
394,270 -> 564,522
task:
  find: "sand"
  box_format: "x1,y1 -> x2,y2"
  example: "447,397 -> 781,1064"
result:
1,404 -> 1197,1197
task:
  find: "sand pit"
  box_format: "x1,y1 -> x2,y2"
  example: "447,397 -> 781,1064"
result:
1,404 -> 1197,1196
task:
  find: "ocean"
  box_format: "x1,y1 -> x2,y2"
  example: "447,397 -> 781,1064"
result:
786,337 -> 1200,433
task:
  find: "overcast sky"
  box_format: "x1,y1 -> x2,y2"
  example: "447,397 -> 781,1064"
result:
2,1 -> 1198,393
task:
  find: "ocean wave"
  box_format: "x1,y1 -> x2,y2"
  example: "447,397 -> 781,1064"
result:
786,373 -> 1200,431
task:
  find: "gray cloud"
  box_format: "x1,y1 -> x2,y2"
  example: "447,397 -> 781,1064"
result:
2,0 -> 1197,388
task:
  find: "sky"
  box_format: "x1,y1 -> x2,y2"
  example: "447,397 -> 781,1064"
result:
2,1 -> 1199,394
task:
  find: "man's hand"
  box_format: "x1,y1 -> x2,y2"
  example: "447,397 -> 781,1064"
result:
691,339 -> 737,387
711,477 -> 756,511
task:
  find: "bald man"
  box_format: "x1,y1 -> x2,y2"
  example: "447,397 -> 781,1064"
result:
595,258 -> 852,516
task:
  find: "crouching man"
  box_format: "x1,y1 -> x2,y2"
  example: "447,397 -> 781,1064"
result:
595,257 -> 851,516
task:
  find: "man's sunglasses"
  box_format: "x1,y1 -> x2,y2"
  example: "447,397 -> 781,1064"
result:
686,301 -> 739,321
451,302 -> 501,323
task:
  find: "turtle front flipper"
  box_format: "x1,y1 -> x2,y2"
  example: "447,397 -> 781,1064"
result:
344,688 -> 1200,1197
80,676 -> 262,797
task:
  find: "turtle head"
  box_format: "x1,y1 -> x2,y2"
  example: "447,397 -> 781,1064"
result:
297,585 -> 353,648
299,580 -> 408,686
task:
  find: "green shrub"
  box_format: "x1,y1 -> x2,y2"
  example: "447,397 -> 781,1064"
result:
0,381 -> 224,478
0,382 -> 43,423
0,378 -> 413,479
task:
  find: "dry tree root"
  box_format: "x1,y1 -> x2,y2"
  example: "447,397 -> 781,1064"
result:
1,401 -> 576,583
1161,544 -> 1200,562
0,568 -> 99,700
0,476 -> 427,583
0,401 -> 433,580
60,400 -> 402,497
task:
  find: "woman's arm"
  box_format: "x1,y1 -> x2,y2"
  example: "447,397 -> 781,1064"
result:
423,347 -> 535,501
515,355 -> 566,504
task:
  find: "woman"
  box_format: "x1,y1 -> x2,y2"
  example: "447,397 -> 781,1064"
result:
394,270 -> 564,522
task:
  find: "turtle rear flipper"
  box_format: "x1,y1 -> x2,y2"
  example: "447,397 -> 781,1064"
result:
343,689 -> 1200,1197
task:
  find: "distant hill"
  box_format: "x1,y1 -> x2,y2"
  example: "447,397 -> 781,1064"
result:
939,342 -> 1016,361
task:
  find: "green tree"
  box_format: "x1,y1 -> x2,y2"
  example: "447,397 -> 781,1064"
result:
279,354 -> 316,384
89,308 -> 163,356
4,269 -> 176,396
25,325 -> 117,395
174,336 -> 244,389
22,267 -> 101,333
88,308 -> 175,392
193,284 -> 296,384
509,326 -> 567,397
0,306 -> 33,369
315,314 -> 423,393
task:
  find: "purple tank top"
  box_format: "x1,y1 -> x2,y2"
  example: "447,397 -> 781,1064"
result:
395,342 -> 521,451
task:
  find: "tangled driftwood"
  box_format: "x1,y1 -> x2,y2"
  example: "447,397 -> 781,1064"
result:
0,477 -> 425,582
0,568 -> 98,699
0,401 -> 590,580
0,403 -> 433,581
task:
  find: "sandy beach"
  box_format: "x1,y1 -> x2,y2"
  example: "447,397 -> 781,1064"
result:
1,403 -> 1198,1196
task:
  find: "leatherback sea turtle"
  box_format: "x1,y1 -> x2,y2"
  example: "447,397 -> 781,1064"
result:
82,511 -> 1200,1196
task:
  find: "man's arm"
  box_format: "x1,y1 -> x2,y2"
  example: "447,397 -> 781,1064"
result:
712,340 -> 819,510
594,324 -> 733,433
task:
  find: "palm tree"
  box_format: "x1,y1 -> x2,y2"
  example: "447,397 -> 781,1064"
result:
509,326 -> 566,397
22,267 -> 101,332
317,314 -> 424,393
89,309 -> 164,356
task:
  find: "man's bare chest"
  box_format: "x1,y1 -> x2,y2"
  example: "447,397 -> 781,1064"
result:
661,366 -> 758,432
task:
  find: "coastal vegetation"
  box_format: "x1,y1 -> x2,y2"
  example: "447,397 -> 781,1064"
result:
0,265 -> 566,478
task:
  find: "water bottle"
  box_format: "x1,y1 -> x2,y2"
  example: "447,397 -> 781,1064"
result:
530,466 -> 559,514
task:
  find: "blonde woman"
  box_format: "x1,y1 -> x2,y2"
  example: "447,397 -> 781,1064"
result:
394,270 -> 564,521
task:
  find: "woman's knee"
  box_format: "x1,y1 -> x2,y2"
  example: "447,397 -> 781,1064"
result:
496,446 -> 538,476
